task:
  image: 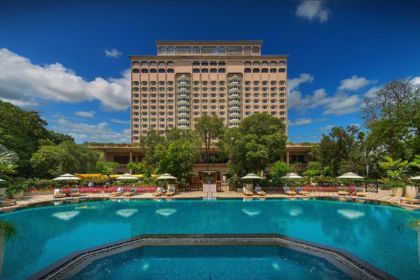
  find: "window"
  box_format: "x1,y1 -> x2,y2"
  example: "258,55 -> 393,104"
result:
167,61 -> 174,66
201,61 -> 209,66
252,46 -> 260,54
279,68 -> 286,73
132,69 -> 140,73
270,68 -> 277,73
253,68 -> 260,73
218,68 -> 225,73
210,68 -> 217,73
150,68 -> 157,73
193,68 -> 200,73
218,47 -> 225,54
226,46 -> 243,54
167,69 -> 174,73
192,47 -> 200,54
158,69 -> 165,73
244,68 -> 251,73
193,61 -> 200,66
262,68 -> 268,73
201,68 -> 209,73
210,61 -> 217,66
219,61 -> 226,66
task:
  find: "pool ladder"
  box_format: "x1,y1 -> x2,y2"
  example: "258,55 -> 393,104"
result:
206,191 -> 216,200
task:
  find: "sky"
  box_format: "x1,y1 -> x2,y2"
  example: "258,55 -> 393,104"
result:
0,0 -> 419,143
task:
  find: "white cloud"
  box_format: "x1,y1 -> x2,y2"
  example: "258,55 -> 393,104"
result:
50,118 -> 130,143
0,48 -> 130,110
338,75 -> 375,91
289,73 -> 314,92
411,76 -> 420,86
75,111 -> 95,118
364,86 -> 380,98
289,117 -> 326,126
111,118 -> 131,125
296,0 -> 329,23
105,48 -> 122,58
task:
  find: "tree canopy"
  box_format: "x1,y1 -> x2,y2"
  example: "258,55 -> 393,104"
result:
223,113 -> 287,175
0,101 -> 73,176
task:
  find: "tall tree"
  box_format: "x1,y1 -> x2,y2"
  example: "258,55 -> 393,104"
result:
30,141 -> 100,178
223,113 -> 287,175
139,130 -> 164,173
0,101 -> 73,176
194,114 -> 224,169
0,145 -> 19,176
364,80 -> 419,160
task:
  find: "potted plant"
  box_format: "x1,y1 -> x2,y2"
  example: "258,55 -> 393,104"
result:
379,156 -> 409,197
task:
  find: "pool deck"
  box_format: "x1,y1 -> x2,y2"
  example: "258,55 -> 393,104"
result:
2,189 -> 420,211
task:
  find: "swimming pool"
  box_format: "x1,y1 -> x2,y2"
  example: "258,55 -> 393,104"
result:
72,245 -> 351,280
1,198 -> 419,279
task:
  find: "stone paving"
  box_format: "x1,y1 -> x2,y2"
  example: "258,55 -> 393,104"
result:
1,189 -> 419,212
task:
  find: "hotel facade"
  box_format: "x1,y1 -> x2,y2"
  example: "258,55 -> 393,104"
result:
90,41 -> 311,173
129,41 -> 288,142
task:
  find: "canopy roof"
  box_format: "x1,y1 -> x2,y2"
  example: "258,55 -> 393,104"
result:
116,173 -> 138,180
241,173 -> 262,180
52,173 -> 81,181
282,172 -> 303,179
157,173 -> 177,180
337,172 -> 364,179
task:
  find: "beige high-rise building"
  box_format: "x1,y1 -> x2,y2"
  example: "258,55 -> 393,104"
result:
129,41 -> 288,143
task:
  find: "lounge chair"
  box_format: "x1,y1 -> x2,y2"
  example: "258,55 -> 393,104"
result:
165,185 -> 176,197
70,188 -> 81,197
355,186 -> 367,197
337,186 -> 349,196
296,187 -> 310,196
110,187 -> 124,198
153,187 -> 165,197
53,188 -> 66,198
400,198 -> 420,205
0,198 -> 16,207
123,187 -> 137,197
283,186 -> 297,196
243,187 -> 254,196
254,186 -> 266,196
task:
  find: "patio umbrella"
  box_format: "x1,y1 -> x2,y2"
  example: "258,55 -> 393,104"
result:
337,172 -> 364,179
241,173 -> 262,180
156,173 -> 177,180
52,173 -> 81,181
282,172 -> 303,179
0,178 -> 5,182
116,173 -> 138,181
410,175 -> 420,180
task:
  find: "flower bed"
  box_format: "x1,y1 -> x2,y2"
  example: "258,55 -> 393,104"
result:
61,186 -> 158,194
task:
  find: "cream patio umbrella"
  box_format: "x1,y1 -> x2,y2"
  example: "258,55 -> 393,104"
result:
156,173 -> 177,191
241,173 -> 262,191
116,173 -> 138,181
410,175 -> 420,180
52,173 -> 81,181
0,179 -> 5,182
337,172 -> 364,179
281,172 -> 303,179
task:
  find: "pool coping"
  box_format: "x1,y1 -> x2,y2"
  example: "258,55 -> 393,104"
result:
1,195 -> 418,214
28,233 -> 396,280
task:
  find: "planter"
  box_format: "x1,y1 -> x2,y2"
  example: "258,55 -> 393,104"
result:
392,187 -> 404,198
405,185 -> 418,199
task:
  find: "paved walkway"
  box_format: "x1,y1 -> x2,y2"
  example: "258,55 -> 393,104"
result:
1,189 -> 419,211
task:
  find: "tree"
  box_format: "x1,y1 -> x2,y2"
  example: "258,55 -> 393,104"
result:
364,80 -> 419,161
195,114 -> 224,169
96,158 -> 119,180
127,162 -> 147,174
30,141 -> 100,178
0,101 -> 73,176
379,156 -> 409,180
271,161 -> 291,178
139,130 -> 165,173
314,126 -> 367,176
0,145 -> 19,175
223,113 -> 287,175
156,139 -> 200,181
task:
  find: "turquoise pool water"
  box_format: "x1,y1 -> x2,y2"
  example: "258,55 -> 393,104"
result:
1,198 -> 419,280
72,245 -> 350,280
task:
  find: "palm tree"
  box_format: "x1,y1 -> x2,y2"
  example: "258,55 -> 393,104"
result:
0,220 -> 16,275
0,145 -> 19,175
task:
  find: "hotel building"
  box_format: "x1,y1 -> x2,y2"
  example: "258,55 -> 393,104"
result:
129,41 -> 288,142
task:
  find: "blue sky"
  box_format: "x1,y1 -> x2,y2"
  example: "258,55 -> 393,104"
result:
0,0 -> 419,143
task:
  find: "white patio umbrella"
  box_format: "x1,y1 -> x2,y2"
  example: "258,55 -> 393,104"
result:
52,173 -> 81,181
0,178 -> 5,182
241,173 -> 262,180
116,173 -> 138,181
156,173 -> 177,180
410,175 -> 420,180
282,172 -> 303,179
337,172 -> 364,179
